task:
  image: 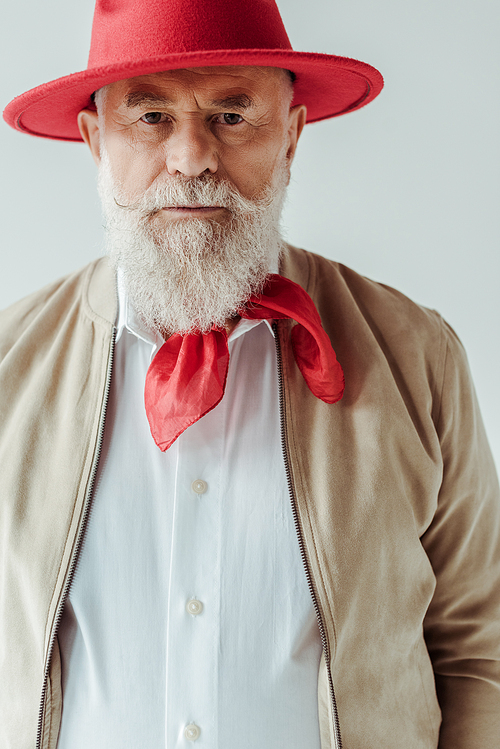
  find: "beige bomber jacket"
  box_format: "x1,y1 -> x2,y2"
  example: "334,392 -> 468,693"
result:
0,246 -> 499,749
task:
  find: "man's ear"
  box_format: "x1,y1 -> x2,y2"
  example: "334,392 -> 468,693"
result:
286,104 -> 307,164
77,109 -> 101,166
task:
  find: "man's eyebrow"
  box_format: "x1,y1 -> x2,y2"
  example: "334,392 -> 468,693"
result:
123,91 -> 173,109
209,94 -> 254,109
122,91 -> 255,110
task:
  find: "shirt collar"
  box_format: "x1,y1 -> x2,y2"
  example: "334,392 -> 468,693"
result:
115,267 -> 164,351
116,267 -> 276,353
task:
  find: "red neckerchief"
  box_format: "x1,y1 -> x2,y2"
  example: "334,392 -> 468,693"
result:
145,274 -> 345,451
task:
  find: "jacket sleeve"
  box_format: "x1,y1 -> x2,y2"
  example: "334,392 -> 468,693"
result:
421,318 -> 500,748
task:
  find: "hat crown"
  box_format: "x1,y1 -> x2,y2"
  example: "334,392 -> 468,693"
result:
88,0 -> 293,68
3,0 -> 384,141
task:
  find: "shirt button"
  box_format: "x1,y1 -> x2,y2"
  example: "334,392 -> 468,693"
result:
184,723 -> 201,741
191,479 -> 207,494
186,598 -> 204,616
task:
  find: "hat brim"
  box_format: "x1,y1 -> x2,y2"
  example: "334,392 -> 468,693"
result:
3,49 -> 383,142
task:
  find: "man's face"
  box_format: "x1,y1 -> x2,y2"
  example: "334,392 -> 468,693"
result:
78,66 -> 306,334
81,66 -> 304,214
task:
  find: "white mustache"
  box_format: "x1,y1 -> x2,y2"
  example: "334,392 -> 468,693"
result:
113,176 -> 274,216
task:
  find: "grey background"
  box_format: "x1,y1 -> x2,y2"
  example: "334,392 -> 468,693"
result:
1,0 -> 499,467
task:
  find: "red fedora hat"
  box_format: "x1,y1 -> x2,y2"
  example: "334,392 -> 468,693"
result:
3,0 -> 384,142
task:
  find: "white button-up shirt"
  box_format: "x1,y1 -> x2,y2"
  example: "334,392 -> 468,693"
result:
57,278 -> 323,748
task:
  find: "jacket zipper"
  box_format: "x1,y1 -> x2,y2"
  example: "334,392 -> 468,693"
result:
35,330 -> 116,749
273,322 -> 343,749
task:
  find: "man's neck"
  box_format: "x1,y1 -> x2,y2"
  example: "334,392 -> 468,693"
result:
224,316 -> 241,337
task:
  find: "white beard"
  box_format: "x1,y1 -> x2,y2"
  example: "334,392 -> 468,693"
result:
97,145 -> 289,335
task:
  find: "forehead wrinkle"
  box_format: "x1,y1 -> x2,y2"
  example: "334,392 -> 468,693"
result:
123,91 -> 174,109
208,93 -> 254,110
123,90 -> 256,113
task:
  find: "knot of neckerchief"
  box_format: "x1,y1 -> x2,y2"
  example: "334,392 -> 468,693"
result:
144,274 -> 345,451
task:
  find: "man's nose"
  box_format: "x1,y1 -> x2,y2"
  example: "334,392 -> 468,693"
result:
165,120 -> 218,177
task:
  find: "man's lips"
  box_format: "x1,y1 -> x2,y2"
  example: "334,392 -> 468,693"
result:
161,205 -> 226,215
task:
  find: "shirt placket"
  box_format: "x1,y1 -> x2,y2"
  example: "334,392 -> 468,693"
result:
165,400 -> 224,747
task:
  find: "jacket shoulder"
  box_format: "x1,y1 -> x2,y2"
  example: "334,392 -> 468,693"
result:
0,259 -> 114,362
284,245 -> 467,418
285,244 -> 445,341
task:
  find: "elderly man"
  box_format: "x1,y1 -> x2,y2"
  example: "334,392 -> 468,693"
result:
1,0 -> 499,748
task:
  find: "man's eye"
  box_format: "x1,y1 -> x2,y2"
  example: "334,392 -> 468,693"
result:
140,112 -> 164,125
220,113 -> 243,125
